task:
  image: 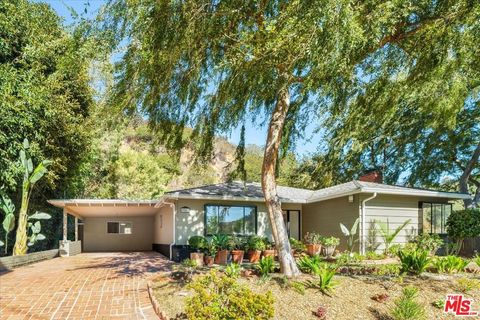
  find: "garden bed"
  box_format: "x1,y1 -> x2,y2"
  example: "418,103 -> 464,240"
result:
150,268 -> 479,320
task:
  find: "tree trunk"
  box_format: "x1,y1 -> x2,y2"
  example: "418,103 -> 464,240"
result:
261,86 -> 300,277
459,141 -> 480,208
13,186 -> 29,256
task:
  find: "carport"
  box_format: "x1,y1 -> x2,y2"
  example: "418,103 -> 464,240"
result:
48,199 -> 164,256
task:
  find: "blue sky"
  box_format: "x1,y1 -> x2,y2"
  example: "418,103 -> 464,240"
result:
40,0 -> 321,156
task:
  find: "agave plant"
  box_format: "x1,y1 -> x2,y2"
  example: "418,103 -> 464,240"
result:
340,218 -> 359,253
376,218 -> 411,255
12,139 -> 52,256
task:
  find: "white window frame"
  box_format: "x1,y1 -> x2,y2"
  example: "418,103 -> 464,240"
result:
106,221 -> 133,235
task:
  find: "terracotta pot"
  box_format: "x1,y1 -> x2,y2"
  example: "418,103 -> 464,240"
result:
262,249 -> 275,258
231,250 -> 244,264
322,246 -> 336,258
204,255 -> 215,267
306,244 -> 321,256
190,252 -> 204,266
214,249 -> 229,265
248,250 -> 261,263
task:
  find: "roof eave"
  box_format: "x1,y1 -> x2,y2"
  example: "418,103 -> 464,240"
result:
359,188 -> 471,200
162,193 -> 307,204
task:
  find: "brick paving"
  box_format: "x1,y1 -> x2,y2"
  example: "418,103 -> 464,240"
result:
0,252 -> 172,320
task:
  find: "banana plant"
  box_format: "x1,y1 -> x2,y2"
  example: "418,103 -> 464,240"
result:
0,193 -> 16,254
376,218 -> 411,255
340,218 -> 360,254
12,139 -> 52,256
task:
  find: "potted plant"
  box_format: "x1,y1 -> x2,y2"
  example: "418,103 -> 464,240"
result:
231,236 -> 246,264
204,239 -> 217,267
246,235 -> 265,263
188,235 -> 207,266
304,232 -> 322,256
289,237 -> 306,256
321,236 -> 340,258
262,237 -> 275,258
212,234 -> 231,265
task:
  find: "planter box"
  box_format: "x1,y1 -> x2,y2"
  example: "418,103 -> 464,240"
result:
0,249 -> 59,272
59,240 -> 82,257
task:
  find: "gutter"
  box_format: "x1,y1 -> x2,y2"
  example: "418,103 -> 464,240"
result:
360,192 -> 377,255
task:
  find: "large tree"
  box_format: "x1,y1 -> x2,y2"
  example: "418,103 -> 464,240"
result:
102,0 -> 478,276
0,0 -> 96,254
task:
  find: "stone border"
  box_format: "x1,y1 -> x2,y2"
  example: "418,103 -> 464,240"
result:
0,249 -> 59,271
147,280 -> 169,320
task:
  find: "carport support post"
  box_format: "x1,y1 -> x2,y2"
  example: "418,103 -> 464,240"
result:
74,217 -> 78,241
63,208 -> 68,241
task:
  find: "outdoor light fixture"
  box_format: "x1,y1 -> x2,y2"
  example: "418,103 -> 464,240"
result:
348,195 -> 354,203
180,206 -> 190,214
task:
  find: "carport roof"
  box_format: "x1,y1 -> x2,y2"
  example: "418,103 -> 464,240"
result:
48,199 -> 161,218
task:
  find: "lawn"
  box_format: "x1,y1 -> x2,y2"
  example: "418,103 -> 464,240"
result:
150,261 -> 480,320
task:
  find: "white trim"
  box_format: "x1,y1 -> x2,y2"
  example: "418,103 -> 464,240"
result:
106,221 -> 133,235
360,193 -> 377,255
360,188 -> 471,200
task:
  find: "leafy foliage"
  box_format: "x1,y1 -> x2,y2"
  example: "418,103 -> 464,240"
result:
224,263 -> 242,279
376,219 -> 411,254
446,209 -> 480,242
390,287 -> 426,320
456,278 -> 480,293
297,255 -> 323,274
185,270 -> 274,320
411,234 -> 444,255
398,249 -> 430,275
432,256 -> 468,274
246,235 -> 266,251
257,256 -> 275,278
340,218 -> 359,253
304,266 -> 337,294
188,236 -> 207,251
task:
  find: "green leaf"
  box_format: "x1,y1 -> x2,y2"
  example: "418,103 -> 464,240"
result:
20,150 -> 26,167
0,240 -> 4,246
27,158 -> 33,173
31,221 -> 41,234
29,211 -> 51,220
29,162 -> 48,184
3,213 -> 15,233
23,138 -> 29,149
36,233 -> 46,241
340,223 -> 350,236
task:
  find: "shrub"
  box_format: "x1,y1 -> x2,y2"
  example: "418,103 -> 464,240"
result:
474,254 -> 480,267
246,235 -> 266,251
290,237 -> 306,252
304,232 -> 323,244
412,233 -> 443,255
290,281 -> 306,294
398,249 -> 430,275
186,270 -> 274,320
322,236 -> 340,247
188,235 -> 207,251
376,218 -> 411,255
446,208 -> 480,252
305,266 -> 337,294
297,255 -> 323,274
181,258 -> 198,281
390,286 -> 426,320
225,263 -> 242,278
431,299 -> 445,309
211,234 -> 232,250
365,251 -> 386,260
432,256 -> 468,274
257,256 -> 275,277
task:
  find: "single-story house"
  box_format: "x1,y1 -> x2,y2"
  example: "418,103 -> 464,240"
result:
48,172 -> 470,260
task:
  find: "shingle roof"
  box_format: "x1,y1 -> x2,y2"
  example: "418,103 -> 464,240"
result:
164,180 -> 471,203
164,181 -> 314,203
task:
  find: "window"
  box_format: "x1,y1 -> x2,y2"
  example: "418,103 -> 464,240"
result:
421,202 -> 452,234
205,205 -> 256,236
107,221 -> 132,234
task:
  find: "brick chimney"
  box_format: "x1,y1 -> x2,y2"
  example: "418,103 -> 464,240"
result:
359,170 -> 383,183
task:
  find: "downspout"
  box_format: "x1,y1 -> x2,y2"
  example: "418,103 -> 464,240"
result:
360,193 -> 377,255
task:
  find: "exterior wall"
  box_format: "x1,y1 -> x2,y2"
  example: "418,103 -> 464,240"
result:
83,216 -> 154,251
302,195 -> 359,251
361,194 -> 451,252
154,205 -> 174,244
0,249 -> 59,271
174,199 -> 301,245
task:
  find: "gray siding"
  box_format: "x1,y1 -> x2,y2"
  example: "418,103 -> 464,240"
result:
302,196 -> 360,251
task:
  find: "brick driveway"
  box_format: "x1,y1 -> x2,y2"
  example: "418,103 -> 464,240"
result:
0,252 -> 172,320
